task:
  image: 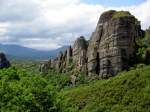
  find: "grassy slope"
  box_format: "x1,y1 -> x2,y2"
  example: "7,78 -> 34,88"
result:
59,65 -> 150,112
2,61 -> 150,112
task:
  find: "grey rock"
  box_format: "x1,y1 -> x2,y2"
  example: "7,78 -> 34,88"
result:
49,10 -> 143,79
73,36 -> 88,72
66,46 -> 73,66
87,10 -> 142,78
0,53 -> 11,69
70,75 -> 77,87
39,60 -> 51,74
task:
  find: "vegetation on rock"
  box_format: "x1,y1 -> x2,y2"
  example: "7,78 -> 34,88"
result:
100,10 -> 134,20
112,11 -> 133,19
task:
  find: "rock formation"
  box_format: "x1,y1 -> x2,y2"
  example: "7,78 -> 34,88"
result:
146,27 -> 150,44
0,53 -> 11,69
39,60 -> 51,74
66,46 -> 73,66
87,10 -> 142,78
73,36 -> 88,72
41,10 -> 143,79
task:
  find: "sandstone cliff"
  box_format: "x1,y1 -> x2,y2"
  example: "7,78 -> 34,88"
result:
41,10 -> 144,79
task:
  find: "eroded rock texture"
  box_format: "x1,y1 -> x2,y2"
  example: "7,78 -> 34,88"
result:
73,36 -> 88,72
39,60 -> 51,74
41,10 -> 143,79
0,53 -> 11,69
87,10 -> 142,78
66,46 -> 73,67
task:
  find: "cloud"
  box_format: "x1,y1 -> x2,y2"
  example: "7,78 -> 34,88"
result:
0,0 -> 40,22
0,0 -> 150,50
108,0 -> 150,29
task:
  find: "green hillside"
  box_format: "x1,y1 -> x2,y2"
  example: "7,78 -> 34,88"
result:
58,65 -> 150,112
1,62 -> 150,112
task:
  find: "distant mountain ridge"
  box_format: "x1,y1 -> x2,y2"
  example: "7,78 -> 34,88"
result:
0,44 -> 68,60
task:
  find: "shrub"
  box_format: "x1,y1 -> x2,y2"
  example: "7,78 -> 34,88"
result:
0,67 -> 57,112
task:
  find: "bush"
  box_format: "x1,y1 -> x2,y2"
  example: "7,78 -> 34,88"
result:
135,35 -> 149,63
56,65 -> 150,112
0,67 -> 57,112
2,61 -> 150,112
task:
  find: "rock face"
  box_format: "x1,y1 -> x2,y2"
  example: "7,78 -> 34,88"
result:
146,27 -> 150,44
0,53 -> 11,69
73,36 -> 88,72
40,46 -> 73,73
87,10 -> 142,78
66,46 -> 73,66
39,60 -> 51,74
41,10 -> 143,79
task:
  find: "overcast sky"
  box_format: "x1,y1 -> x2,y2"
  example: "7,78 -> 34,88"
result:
0,0 -> 150,50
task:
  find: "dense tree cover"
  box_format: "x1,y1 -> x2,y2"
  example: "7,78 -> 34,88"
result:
1,61 -> 150,112
135,32 -> 150,63
0,62 -> 88,112
0,67 -> 57,112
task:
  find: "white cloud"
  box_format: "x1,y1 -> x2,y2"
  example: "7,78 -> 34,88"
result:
20,38 -> 62,50
108,0 -> 150,29
0,0 -> 150,50
0,23 -> 10,36
130,0 -> 150,29
0,22 -> 11,41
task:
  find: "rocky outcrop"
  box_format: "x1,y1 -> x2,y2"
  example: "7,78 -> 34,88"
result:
40,46 -> 73,73
39,60 -> 51,74
0,53 -> 11,69
66,46 -> 73,66
87,10 -> 142,78
146,27 -> 150,44
73,36 -> 88,72
41,10 -> 143,79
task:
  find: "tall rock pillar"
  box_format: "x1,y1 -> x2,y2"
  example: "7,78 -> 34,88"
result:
87,10 -> 142,78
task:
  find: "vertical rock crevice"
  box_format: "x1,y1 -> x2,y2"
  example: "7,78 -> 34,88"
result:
96,52 -> 100,75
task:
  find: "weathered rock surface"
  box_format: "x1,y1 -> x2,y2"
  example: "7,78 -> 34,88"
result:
66,46 -> 73,66
0,53 -> 11,69
39,60 -> 51,74
73,36 -> 88,72
87,10 -> 142,78
40,46 -> 73,73
146,27 -> 150,44
41,10 -> 143,79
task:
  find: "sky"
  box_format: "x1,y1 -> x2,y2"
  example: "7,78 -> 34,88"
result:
0,0 -> 150,50
81,0 -> 145,6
